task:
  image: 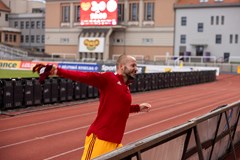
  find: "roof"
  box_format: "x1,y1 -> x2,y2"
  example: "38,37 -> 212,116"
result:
175,0 -> 240,8
176,0 -> 240,5
0,0 -> 10,12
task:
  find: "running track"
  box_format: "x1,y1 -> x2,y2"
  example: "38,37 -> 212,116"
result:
0,74 -> 239,160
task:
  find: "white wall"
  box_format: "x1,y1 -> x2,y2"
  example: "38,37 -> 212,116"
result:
175,7 -> 240,59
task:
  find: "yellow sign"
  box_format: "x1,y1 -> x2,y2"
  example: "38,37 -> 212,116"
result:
0,60 -> 21,69
164,68 -> 172,72
238,66 -> 240,74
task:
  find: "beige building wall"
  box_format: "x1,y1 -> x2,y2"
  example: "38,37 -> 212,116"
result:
2,0 -> 45,14
45,0 -> 176,61
0,11 -> 9,27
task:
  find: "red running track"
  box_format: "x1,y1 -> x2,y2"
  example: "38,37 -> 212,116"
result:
0,74 -> 239,160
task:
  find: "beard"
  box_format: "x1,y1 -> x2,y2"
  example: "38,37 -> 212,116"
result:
123,66 -> 136,82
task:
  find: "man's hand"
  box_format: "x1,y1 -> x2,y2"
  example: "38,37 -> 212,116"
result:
139,103 -> 151,112
32,64 -> 56,84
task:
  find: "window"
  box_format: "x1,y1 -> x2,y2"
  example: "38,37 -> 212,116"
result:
180,35 -> 186,44
198,23 -> 204,32
216,16 -> 219,25
215,34 -> 222,44
142,38 -> 153,44
181,17 -> 187,26
235,34 -> 239,44
26,21 -> 30,29
21,35 -> 24,43
31,35 -> 35,43
14,21 -> 18,28
118,3 -> 124,22
230,34 -> 233,44
36,35 -> 40,43
9,34 -> 12,42
32,8 -> 45,13
74,4 -> 80,22
144,2 -> 154,21
61,5 -> 70,22
25,35 -> 29,43
36,21 -> 41,29
5,14 -> 8,21
20,21 -> 24,29
13,35 -> 16,42
129,3 -> 139,21
221,16 -> 224,25
5,34 -> 8,42
200,0 -> 208,2
31,21 -> 35,29
211,16 -> 214,25
42,35 -> 45,43
42,21 -> 45,29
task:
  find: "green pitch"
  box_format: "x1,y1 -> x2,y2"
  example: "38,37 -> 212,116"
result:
0,69 -> 38,79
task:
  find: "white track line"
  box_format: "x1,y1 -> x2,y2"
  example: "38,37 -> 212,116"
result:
0,111 -> 96,133
1,93 -> 239,150
42,95 -> 240,160
0,125 -> 90,149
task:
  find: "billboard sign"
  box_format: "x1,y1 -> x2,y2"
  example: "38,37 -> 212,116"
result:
79,37 -> 105,52
80,0 -> 118,26
58,63 -> 100,72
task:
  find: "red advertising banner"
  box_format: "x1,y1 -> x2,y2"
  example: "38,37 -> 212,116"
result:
80,0 -> 118,26
20,61 -> 58,70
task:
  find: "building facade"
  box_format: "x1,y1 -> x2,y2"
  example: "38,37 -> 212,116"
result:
0,0 -> 21,47
1,0 -> 45,52
45,0 -> 176,61
9,13 -> 45,52
174,0 -> 240,62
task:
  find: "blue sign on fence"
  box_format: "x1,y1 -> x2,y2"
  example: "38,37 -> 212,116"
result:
58,63 -> 99,72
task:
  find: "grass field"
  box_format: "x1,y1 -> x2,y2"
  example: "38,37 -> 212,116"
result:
0,69 -> 38,79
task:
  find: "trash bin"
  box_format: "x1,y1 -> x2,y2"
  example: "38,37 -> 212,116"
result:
24,78 -> 34,106
51,78 -> 58,103
66,79 -> 73,101
164,73 -> 170,88
13,79 -> 24,108
144,73 -> 151,91
74,82 -> 81,100
137,74 -> 145,92
42,78 -> 51,104
59,78 -> 67,102
87,85 -> 94,98
151,73 -> 157,90
81,83 -> 88,99
93,87 -> 98,98
0,80 -> 4,110
2,79 -> 14,109
33,78 -> 42,105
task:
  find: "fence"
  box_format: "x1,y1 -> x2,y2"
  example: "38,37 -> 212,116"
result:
0,71 -> 216,111
94,101 -> 240,160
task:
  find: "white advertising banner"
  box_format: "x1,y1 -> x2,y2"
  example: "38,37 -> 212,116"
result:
79,37 -> 105,52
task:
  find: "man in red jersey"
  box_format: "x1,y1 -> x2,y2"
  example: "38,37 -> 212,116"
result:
33,55 -> 151,159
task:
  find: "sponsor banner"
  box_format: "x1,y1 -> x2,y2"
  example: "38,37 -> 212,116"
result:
80,0 -> 118,26
20,61 -> 58,70
58,63 -> 100,72
79,37 -> 105,52
100,64 -> 146,73
0,60 -> 21,69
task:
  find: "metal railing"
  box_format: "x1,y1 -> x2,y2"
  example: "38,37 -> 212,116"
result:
0,43 -> 28,58
94,101 -> 240,160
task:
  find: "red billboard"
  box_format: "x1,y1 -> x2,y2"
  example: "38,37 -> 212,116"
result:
80,0 -> 118,26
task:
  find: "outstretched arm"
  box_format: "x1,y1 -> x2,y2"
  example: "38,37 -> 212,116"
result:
130,103 -> 151,113
139,103 -> 151,112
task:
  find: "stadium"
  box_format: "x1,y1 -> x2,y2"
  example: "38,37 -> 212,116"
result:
0,0 -> 240,160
